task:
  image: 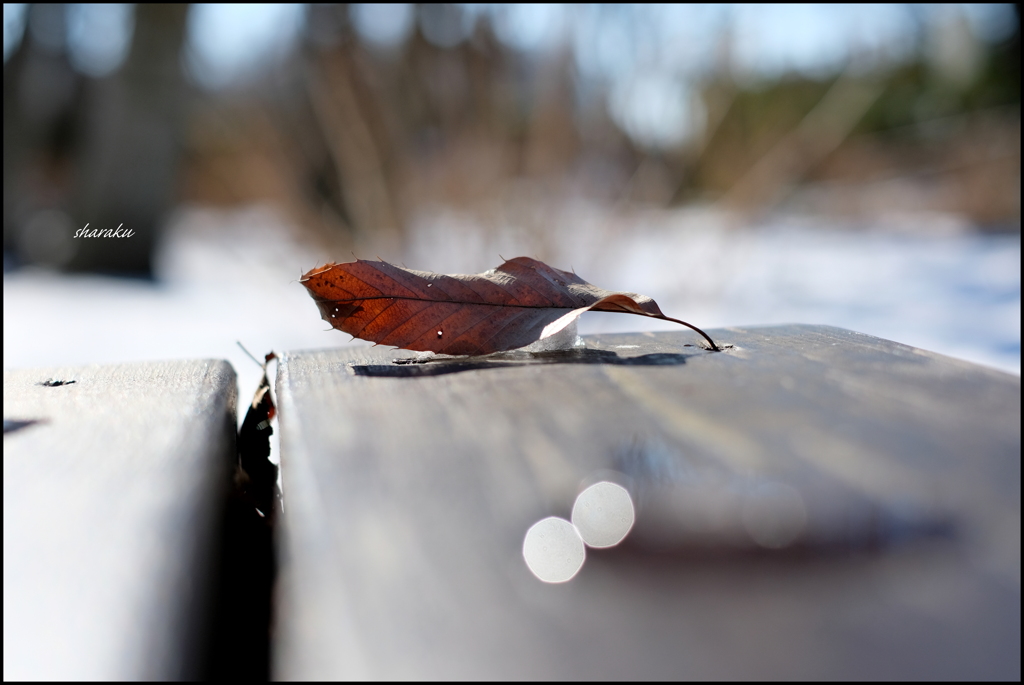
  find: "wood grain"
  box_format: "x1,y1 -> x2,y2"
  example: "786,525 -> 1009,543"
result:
273,325 -> 1020,679
3,360 -> 237,680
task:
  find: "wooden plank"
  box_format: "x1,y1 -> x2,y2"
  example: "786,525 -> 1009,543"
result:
273,325 -> 1020,679
3,359 -> 237,680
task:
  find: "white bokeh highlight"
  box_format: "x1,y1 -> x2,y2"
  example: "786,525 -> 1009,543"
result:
571,481 -> 635,548
524,481 -> 637,583
522,516 -> 585,583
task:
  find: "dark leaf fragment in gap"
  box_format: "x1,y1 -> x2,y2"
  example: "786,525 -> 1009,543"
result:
236,351 -> 280,522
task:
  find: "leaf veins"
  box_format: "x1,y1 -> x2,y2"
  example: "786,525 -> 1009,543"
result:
300,257 -> 718,355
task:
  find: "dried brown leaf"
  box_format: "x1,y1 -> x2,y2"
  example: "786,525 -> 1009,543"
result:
300,256 -> 717,355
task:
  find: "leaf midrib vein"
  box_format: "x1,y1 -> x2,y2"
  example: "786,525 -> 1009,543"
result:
317,294 -> 581,310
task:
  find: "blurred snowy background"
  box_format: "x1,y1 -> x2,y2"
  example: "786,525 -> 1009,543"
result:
4,4 -> 1020,380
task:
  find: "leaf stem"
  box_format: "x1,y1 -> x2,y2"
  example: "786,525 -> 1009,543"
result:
659,316 -> 720,351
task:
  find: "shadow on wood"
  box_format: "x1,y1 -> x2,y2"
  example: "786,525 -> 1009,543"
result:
351,347 -> 697,377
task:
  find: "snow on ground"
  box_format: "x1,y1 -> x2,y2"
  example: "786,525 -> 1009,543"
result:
406,204 -> 1021,374
5,204 -> 1020,393
3,206 -> 372,428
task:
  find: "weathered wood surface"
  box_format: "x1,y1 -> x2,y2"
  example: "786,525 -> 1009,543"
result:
273,325 -> 1020,679
3,360 -> 237,680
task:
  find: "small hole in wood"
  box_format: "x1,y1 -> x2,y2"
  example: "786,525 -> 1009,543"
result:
38,379 -> 76,387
